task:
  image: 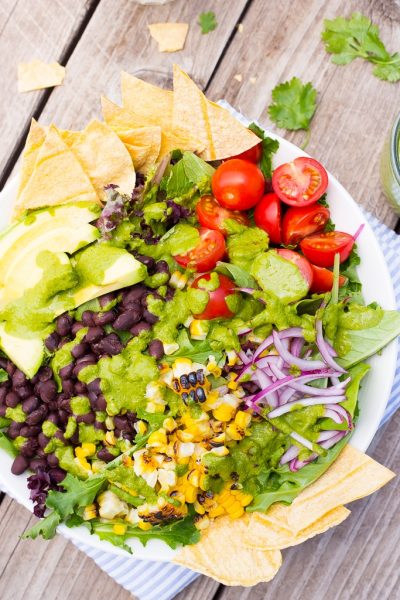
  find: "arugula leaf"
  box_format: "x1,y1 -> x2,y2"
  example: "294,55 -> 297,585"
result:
339,247 -> 363,303
248,123 -> 279,180
0,368 -> 8,383
22,511 -> 61,540
268,77 -> 317,131
216,261 -> 257,288
322,12 -> 400,82
0,431 -> 17,457
163,152 -> 214,199
166,329 -> 223,364
198,11 -> 217,34
45,473 -> 106,520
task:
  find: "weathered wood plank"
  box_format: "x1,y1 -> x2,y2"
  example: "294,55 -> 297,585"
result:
174,575 -> 219,600
206,0 -> 400,228
0,0 -> 98,183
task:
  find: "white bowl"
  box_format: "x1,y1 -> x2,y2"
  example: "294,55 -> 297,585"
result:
0,130 -> 397,559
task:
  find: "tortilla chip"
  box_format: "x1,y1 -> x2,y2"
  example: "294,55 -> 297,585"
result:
16,119 -> 46,199
246,505 -> 350,550
18,59 -> 65,93
285,445 -> 395,534
121,72 -> 173,130
172,64 -> 259,161
148,23 -> 189,53
173,516 -> 282,586
116,128 -> 161,172
66,120 -> 136,197
14,126 -> 98,216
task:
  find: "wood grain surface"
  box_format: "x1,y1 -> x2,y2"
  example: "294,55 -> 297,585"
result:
0,1 -> 399,599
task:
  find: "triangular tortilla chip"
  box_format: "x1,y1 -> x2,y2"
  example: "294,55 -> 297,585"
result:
246,505 -> 350,550
18,59 -> 65,92
117,128 -> 161,172
121,72 -> 173,130
66,120 -> 136,197
148,23 -> 188,53
174,516 -> 282,586
14,126 -> 98,216
17,119 -> 46,199
172,64 -> 259,160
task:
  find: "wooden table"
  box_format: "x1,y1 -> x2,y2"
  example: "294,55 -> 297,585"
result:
0,1 -> 399,598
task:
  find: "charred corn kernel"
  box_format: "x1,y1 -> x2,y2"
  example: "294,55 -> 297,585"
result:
210,432 -> 226,445
190,319 -> 209,341
208,505 -> 225,518
170,270 -> 188,290
226,350 -> 238,366
228,506 -> 244,519
208,364 -> 222,377
233,387 -> 246,399
235,410 -> 251,429
176,429 -> 195,443
148,428 -> 168,447
122,455 -> 133,467
134,420 -> 147,435
213,404 -> 236,422
75,456 -> 91,471
105,431 -> 116,446
238,493 -> 253,507
91,459 -> 105,473
175,441 -> 195,458
170,491 -> 186,506
113,523 -> 127,535
75,443 -> 96,458
194,500 -> 206,515
199,473 -> 208,491
98,491 -> 128,519
105,416 -> 114,430
187,469 -> 200,488
163,417 -> 177,433
138,521 -> 152,531
146,401 -> 165,414
145,381 -> 164,403
164,342 -> 180,355
210,446 -> 229,457
226,423 -> 244,441
227,379 -> 239,390
194,515 -> 210,530
220,495 -> 237,510
83,504 -> 97,520
184,484 -> 198,503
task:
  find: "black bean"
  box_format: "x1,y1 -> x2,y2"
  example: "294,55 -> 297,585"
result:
22,396 -> 40,414
56,314 -> 73,337
0,405 -> 6,417
96,394 -> 107,411
7,422 -> 22,439
72,362 -> 93,378
46,412 -> 59,426
71,342 -> 90,359
47,453 -> 59,468
94,310 -> 115,326
114,415 -> 129,431
155,260 -> 170,275
38,366 -> 53,382
5,391 -> 20,408
135,254 -> 156,273
29,458 -> 48,471
22,439 -> 39,457
26,405 -> 48,426
241,381 -> 260,394
49,468 -> 66,483
122,430 -> 134,442
20,425 -> 41,437
114,428 -> 121,438
140,293 -> 150,307
59,363 -> 74,379
76,412 -> 95,425
75,382 -> 87,396
94,420 -> 106,431
58,410 -> 69,426
76,353 -> 97,365
85,326 -> 104,344
165,286 -> 175,301
12,369 -> 27,387
98,292 -> 116,308
45,332 -> 60,352
88,392 -> 98,410
130,321 -> 152,336
6,361 -> 16,376
0,386 -> 8,404
54,431 -> 65,443
122,286 -> 147,306
36,447 -> 47,458
148,339 -> 164,360
57,397 -> 71,413
126,411 -> 137,424
11,455 -> 29,475
16,385 -> 32,400
0,358 -> 8,370
143,310 -> 159,324
87,378 -> 101,395
97,448 -> 114,462
71,322 -> 84,336
81,310 -> 96,327
39,380 -> 57,403
58,337 -> 71,348
61,379 -> 74,396
113,309 -> 140,330
98,334 -> 122,356
38,433 -> 50,448
69,431 -> 80,446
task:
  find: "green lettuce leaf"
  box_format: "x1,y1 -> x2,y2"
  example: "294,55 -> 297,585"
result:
216,261 -> 257,288
166,329 -> 223,364
163,152 -> 214,199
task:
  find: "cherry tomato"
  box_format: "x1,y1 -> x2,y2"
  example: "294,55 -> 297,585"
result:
229,142 -> 263,163
174,228 -> 226,272
212,159 -> 265,211
282,204 -> 330,246
310,265 -> 347,294
191,273 -> 237,319
254,193 -> 282,244
272,157 -> 328,207
195,195 -> 249,236
276,248 -> 313,289
300,231 -> 354,267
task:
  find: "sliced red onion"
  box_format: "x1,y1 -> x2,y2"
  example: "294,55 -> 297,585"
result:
279,386 -> 298,405
353,223 -> 365,242
268,394 -> 345,418
254,368 -> 279,408
238,327 -> 253,336
252,327 -> 304,362
324,408 -> 343,424
325,404 -> 352,428
315,319 -> 346,374
319,430 -> 347,449
291,337 -> 305,358
290,452 -> 318,471
255,355 -> 282,367
238,350 -> 251,365
215,385 -> 229,396
273,330 -> 326,371
280,445 -> 300,465
290,431 -> 314,451
317,430 -> 342,443
269,364 -> 344,396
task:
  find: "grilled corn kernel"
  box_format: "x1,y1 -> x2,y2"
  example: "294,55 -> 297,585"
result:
228,506 -> 244,519
138,521 -> 152,531
184,484 -> 198,504
83,504 -> 97,520
76,442 -> 96,457
122,455 -> 133,467
194,500 -> 206,515
163,417 -> 177,433
113,523 -> 127,535
187,469 -> 200,488
105,431 -> 116,446
208,505 -> 225,518
75,456 -> 91,471
134,420 -> 147,435
148,428 -> 168,447
194,515 -> 210,530
226,423 -> 244,441
213,404 -> 236,422
145,382 -> 164,403
190,319 -> 209,341
235,410 -> 251,429
176,429 -> 195,443
105,416 -> 114,430
227,379 -> 239,390
170,271 -> 188,290
239,493 -> 253,507
226,350 -> 238,366
210,446 -> 229,457
146,401 -> 166,414
199,473 -> 208,491
91,459 -> 106,473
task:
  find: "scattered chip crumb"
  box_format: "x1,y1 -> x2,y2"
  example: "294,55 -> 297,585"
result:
148,23 -> 188,53
250,76 -> 257,84
17,59 -> 65,93
237,23 -> 244,33
234,74 -> 243,83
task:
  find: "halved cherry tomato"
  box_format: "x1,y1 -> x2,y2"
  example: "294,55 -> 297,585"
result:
212,159 -> 265,211
310,265 -> 347,294
196,195 -> 249,236
254,193 -> 282,244
174,228 -> 226,272
276,248 -> 313,289
229,142 -> 263,164
282,204 -> 330,246
191,273 -> 237,319
300,231 -> 354,267
272,157 -> 328,207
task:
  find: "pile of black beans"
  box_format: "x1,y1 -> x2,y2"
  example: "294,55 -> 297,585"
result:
0,255 -> 173,483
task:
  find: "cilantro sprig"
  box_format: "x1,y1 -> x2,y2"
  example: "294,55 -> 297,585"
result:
198,11 -> 217,34
248,123 -> 279,180
322,12 -> 400,82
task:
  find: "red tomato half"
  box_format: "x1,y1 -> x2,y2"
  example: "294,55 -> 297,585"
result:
174,228 -> 226,272
282,204 -> 330,246
229,142 -> 263,164
272,157 -> 328,207
196,195 -> 249,236
276,248 -> 313,288
191,273 -> 237,320
310,265 -> 347,294
254,193 -> 282,244
212,159 -> 265,211
300,231 -> 354,267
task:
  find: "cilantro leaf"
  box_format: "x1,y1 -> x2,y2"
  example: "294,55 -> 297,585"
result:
268,77 -> 317,131
248,123 -> 279,180
322,13 -> 400,82
198,11 -> 217,34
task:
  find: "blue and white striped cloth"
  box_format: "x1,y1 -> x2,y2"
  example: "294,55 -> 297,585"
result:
73,213 -> 400,600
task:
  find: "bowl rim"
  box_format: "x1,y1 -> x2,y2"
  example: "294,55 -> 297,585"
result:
390,111 -> 400,184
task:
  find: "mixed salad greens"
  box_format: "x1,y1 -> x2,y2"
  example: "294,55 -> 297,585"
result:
1,124 -> 400,553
